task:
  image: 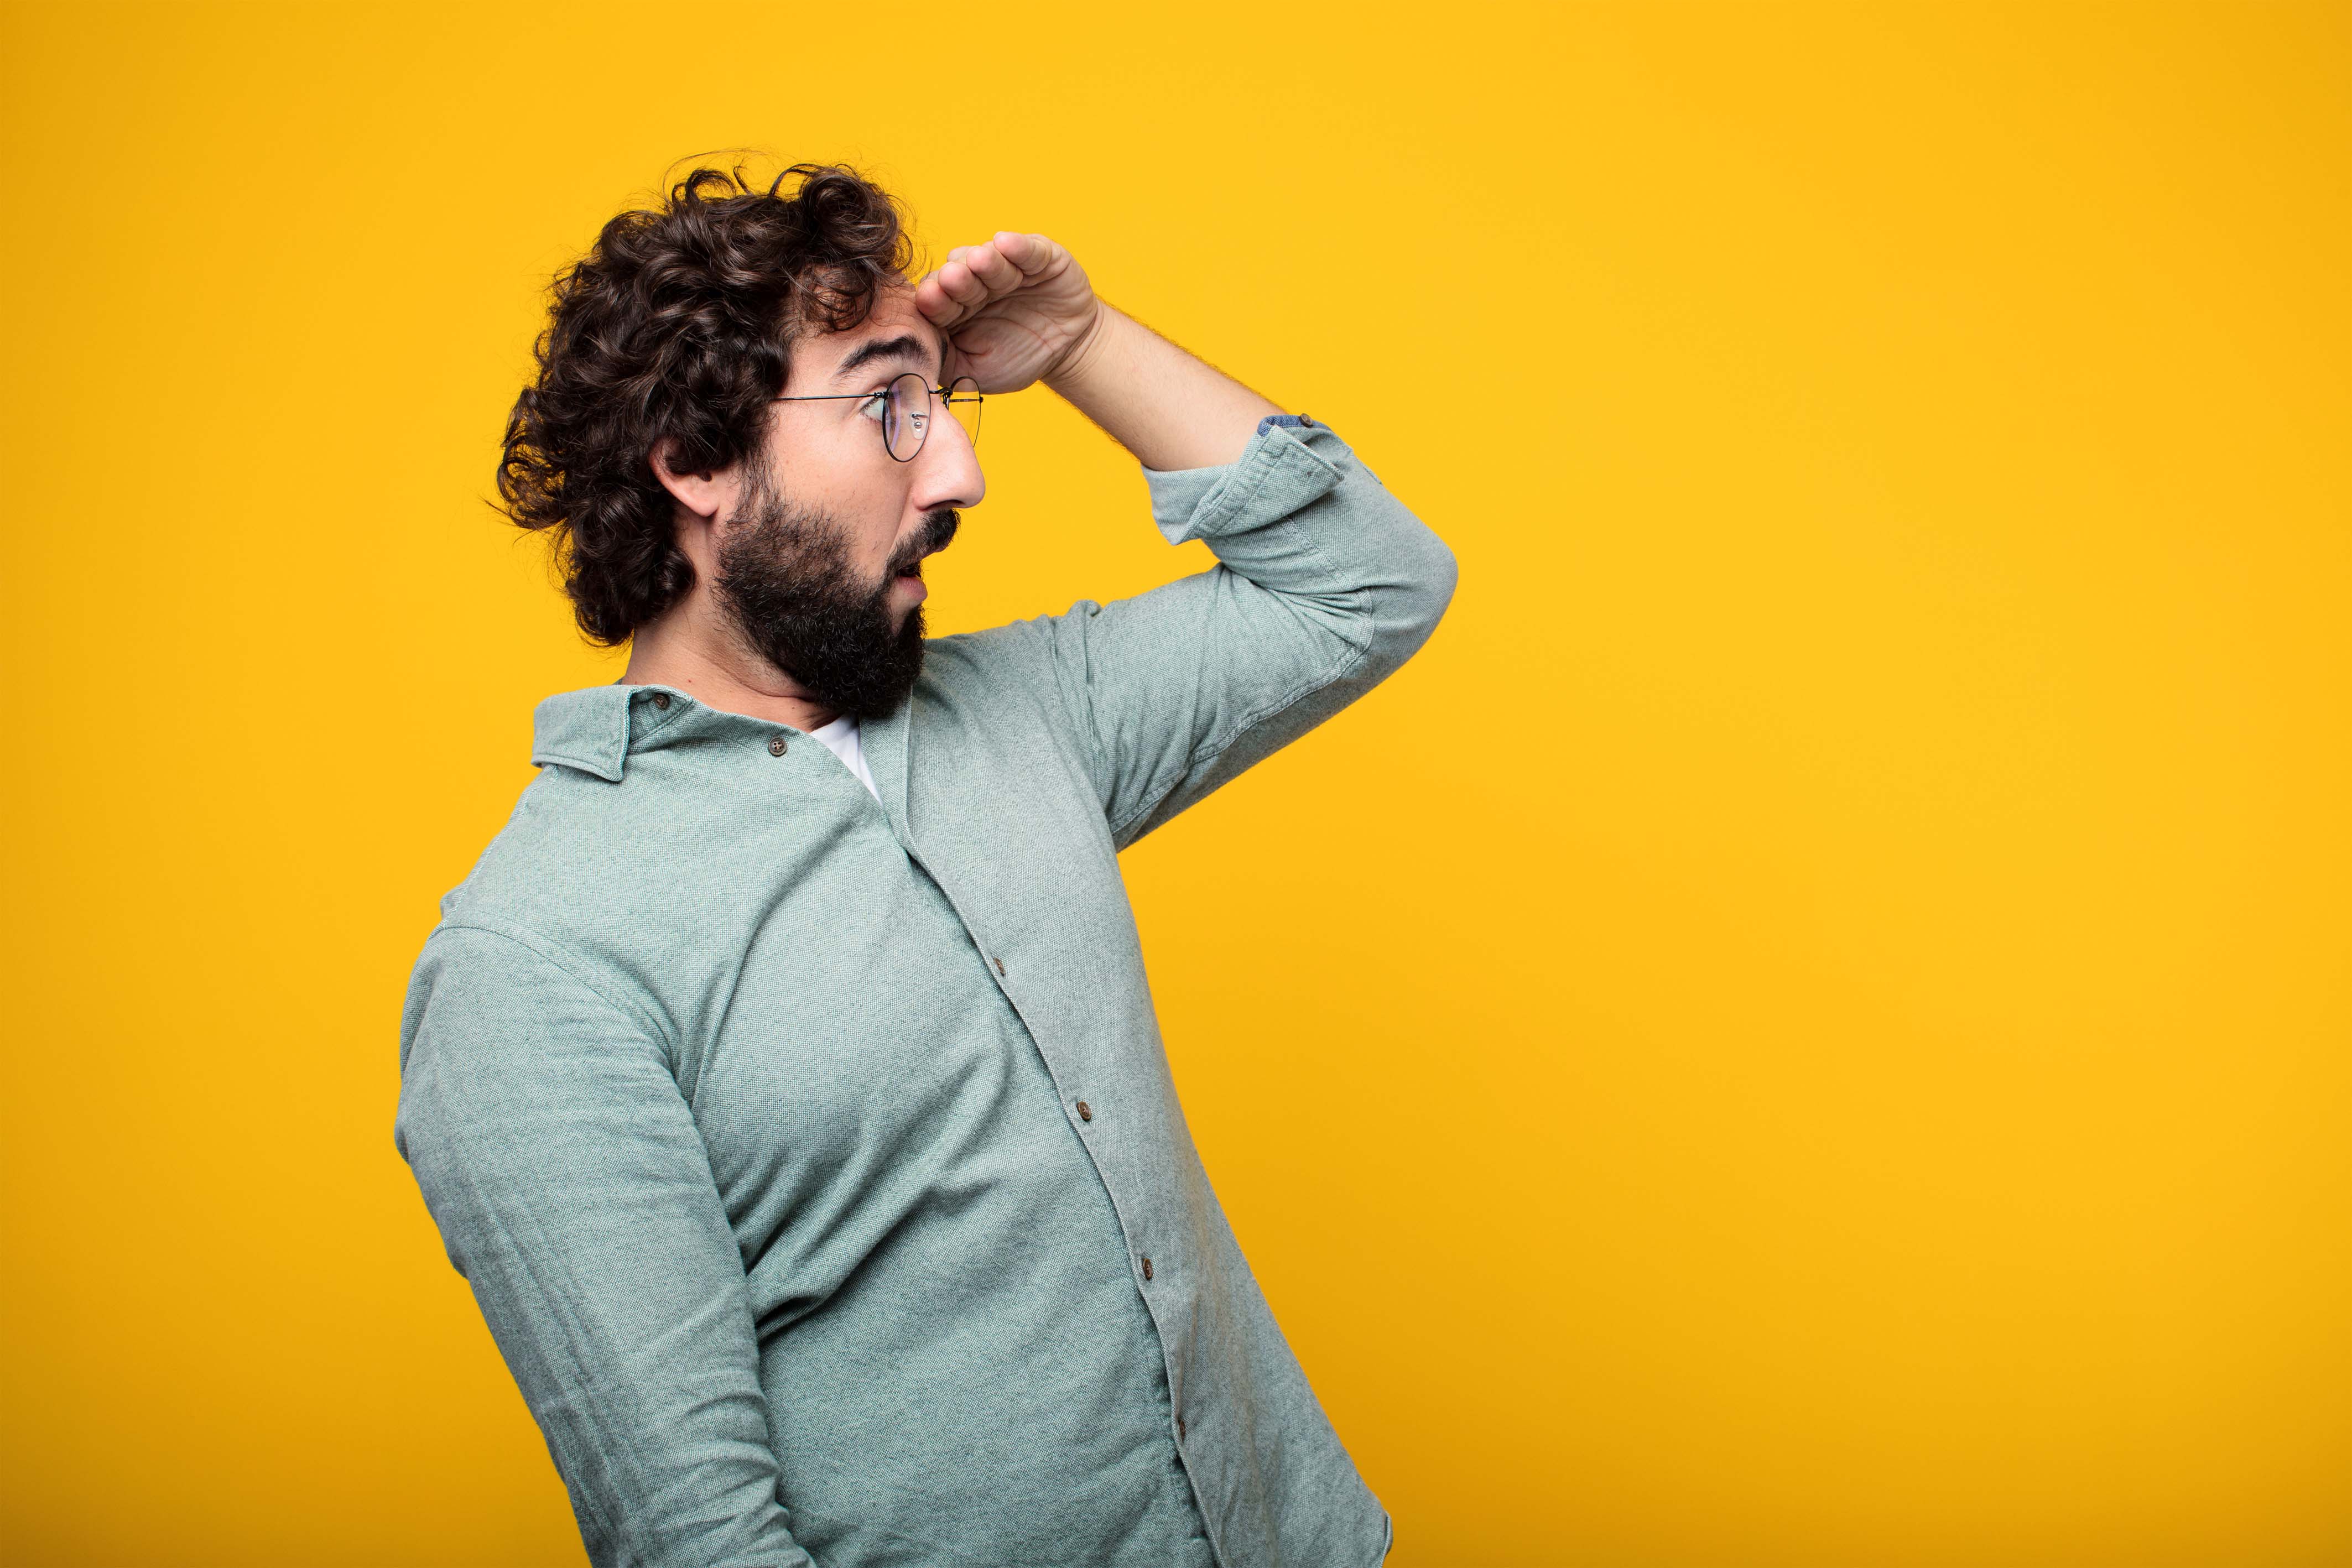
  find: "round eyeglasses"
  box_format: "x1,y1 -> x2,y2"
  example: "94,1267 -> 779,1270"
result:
773,371 -> 983,463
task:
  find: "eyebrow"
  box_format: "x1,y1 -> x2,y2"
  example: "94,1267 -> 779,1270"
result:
830,332 -> 946,386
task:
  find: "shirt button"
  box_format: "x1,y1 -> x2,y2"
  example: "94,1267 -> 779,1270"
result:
1177,1415 -> 1187,1440
993,956 -> 1006,976
1140,1256 -> 1154,1282
768,735 -> 788,756
652,693 -> 670,710
1075,1101 -> 1093,1122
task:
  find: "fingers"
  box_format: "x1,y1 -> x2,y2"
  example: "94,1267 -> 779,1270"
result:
935,256 -> 992,309
914,255 -> 988,329
939,233 -> 1058,292
913,232 -> 1063,330
913,272 -> 967,329
937,241 -> 1026,305
993,231 -> 1058,277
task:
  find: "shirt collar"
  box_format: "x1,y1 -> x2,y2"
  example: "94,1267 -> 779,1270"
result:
530,683 -> 683,782
529,681 -> 912,791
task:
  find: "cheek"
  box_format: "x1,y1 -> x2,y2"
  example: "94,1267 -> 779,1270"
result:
868,514 -> 912,579
774,450 -> 905,574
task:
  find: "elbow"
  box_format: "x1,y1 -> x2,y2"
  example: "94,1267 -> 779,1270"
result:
1424,530 -> 1460,630
1391,524 -> 1459,657
1326,524 -> 1456,692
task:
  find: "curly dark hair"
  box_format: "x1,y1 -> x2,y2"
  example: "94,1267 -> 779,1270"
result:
496,160 -> 916,644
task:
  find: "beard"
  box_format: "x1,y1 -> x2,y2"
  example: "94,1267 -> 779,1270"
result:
711,466 -> 960,721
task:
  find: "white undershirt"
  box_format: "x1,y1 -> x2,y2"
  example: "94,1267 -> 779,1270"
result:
806,713 -> 881,803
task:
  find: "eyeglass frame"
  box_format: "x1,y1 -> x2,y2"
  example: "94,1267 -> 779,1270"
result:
771,369 -> 984,463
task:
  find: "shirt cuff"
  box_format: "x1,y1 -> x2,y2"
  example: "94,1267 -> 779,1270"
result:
1143,415 -> 1347,547
1138,414 -> 1324,516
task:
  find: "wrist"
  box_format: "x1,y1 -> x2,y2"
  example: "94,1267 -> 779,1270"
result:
1041,298 -> 1120,399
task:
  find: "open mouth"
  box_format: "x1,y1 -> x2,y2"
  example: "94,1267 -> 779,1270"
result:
896,511 -> 959,584
892,513 -> 957,587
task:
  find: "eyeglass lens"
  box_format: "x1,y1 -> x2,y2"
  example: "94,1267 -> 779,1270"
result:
882,372 -> 983,461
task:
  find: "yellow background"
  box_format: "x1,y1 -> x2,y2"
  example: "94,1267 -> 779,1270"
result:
3,2 -> 2346,1562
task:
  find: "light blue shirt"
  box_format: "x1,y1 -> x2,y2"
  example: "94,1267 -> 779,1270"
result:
395,414 -> 1458,1567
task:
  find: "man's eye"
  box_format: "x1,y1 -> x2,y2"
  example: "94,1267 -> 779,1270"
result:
858,392 -> 889,421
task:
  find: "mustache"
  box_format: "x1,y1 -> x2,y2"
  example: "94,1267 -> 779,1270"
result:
890,508 -> 960,575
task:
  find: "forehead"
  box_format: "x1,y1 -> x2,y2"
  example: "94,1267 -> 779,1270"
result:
793,285 -> 945,381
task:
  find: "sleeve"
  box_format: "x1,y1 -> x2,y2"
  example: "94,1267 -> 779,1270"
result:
1036,414 -> 1459,850
393,923 -> 813,1568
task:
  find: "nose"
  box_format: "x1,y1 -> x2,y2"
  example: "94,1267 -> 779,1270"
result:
910,397 -> 985,513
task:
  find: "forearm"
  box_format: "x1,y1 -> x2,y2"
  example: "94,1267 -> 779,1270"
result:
1044,303 -> 1283,472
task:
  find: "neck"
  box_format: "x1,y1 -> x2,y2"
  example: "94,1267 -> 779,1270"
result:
620,592 -> 844,733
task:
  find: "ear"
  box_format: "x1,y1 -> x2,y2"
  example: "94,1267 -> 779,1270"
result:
649,436 -> 742,525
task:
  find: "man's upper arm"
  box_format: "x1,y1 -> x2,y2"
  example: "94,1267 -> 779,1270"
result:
394,923 -> 812,1568
1030,415 -> 1458,849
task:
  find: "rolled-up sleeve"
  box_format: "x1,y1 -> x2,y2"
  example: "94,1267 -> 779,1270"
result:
1035,415 -> 1458,849
394,923 -> 813,1568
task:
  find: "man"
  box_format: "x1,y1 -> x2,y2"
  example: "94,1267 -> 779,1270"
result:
395,160 -> 1456,1568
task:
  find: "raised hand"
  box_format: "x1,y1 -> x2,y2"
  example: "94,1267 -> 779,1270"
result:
913,231 -> 1106,397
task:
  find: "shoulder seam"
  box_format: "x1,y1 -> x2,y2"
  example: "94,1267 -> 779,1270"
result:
425,919 -> 677,1064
